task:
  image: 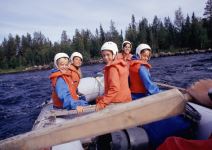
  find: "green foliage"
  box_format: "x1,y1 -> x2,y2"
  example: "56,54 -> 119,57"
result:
204,0 -> 212,47
174,7 -> 184,31
0,3 -> 212,70
204,0 -> 212,20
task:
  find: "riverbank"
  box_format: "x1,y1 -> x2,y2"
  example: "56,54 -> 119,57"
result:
0,65 -> 50,75
0,48 -> 211,75
152,48 -> 212,57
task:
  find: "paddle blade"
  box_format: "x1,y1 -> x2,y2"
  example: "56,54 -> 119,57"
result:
187,79 -> 212,108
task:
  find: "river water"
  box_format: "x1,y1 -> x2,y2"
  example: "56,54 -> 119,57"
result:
0,53 -> 211,140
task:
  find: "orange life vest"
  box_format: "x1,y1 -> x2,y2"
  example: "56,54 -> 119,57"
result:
68,64 -> 82,92
49,69 -> 79,108
129,60 -> 152,94
117,52 -> 132,61
97,58 -> 132,108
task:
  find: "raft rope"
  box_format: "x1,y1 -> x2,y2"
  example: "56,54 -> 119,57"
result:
183,103 -> 201,123
78,76 -> 104,98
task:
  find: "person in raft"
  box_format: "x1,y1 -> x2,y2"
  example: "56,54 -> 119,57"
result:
49,52 -> 88,111
68,52 -> 85,99
96,41 -> 132,110
117,40 -> 133,63
129,43 -> 160,100
68,52 -> 83,78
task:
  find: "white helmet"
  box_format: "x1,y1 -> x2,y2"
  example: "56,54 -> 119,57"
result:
70,52 -> 83,62
122,40 -> 132,49
54,53 -> 69,68
101,41 -> 118,58
136,43 -> 151,57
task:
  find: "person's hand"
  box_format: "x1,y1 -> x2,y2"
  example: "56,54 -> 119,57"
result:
76,106 -> 84,113
187,79 -> 212,107
70,100 -> 88,110
96,101 -> 106,111
96,96 -> 103,103
96,104 -> 103,111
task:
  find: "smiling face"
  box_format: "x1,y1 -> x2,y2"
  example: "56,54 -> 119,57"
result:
140,49 -> 151,62
101,50 -> 113,64
122,43 -> 131,54
72,56 -> 82,68
57,57 -> 69,71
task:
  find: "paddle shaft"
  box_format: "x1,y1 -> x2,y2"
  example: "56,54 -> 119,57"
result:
156,82 -> 186,92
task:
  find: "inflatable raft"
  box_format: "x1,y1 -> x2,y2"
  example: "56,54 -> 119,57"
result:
0,77 -> 212,150
31,77 -> 212,150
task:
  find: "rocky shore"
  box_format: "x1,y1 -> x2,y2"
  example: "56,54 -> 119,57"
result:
152,48 -> 212,58
24,64 -> 51,71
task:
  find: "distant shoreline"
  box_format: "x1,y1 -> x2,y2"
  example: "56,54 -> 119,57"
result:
0,49 -> 211,75
151,48 -> 212,58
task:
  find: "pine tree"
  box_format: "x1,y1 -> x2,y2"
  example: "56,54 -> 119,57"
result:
125,14 -> 137,53
151,16 -> 161,50
174,7 -> 184,32
181,15 -> 191,48
109,20 -> 122,49
164,17 -> 176,50
190,13 -> 205,49
99,24 -> 105,46
203,0 -> 212,47
3,34 -> 16,62
61,30 -> 69,44
137,18 -> 148,44
204,0 -> 212,20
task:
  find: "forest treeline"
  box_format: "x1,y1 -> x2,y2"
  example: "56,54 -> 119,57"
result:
0,0 -> 212,69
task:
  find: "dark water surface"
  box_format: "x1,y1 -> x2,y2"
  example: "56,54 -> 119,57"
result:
0,53 -> 211,140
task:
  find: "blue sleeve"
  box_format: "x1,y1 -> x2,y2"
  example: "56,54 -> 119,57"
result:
139,66 -> 160,95
131,54 -> 139,60
55,77 -> 88,110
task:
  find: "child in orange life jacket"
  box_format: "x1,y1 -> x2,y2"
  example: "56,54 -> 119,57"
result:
49,53 -> 88,111
96,41 -> 132,110
68,52 -> 83,79
68,52 -> 83,93
117,41 -> 133,63
68,52 -> 86,105
129,43 -> 160,100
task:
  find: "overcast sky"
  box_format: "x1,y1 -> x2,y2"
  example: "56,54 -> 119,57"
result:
0,0 -> 208,43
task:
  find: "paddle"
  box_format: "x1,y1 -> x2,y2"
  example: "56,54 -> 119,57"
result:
156,82 -> 186,92
156,79 -> 212,108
